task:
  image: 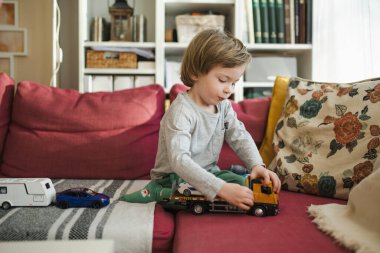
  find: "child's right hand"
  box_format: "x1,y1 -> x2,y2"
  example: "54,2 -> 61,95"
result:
217,182 -> 254,211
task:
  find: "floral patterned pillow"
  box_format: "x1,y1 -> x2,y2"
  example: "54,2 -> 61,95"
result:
269,77 -> 380,199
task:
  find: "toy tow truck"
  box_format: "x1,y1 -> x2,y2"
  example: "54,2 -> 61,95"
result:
158,178 -> 279,217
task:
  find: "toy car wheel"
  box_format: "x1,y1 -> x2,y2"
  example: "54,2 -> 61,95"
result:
92,201 -> 101,209
58,201 -> 69,209
253,206 -> 266,217
183,189 -> 191,197
191,203 -> 205,215
2,201 -> 11,210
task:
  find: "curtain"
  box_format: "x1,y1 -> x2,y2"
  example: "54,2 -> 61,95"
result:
313,0 -> 380,82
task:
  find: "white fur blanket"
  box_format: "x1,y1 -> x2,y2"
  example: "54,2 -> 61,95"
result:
0,179 -> 154,253
308,169 -> 380,253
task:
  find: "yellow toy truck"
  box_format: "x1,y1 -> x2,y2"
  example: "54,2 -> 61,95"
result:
159,178 -> 279,217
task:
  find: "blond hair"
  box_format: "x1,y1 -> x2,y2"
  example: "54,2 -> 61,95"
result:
180,29 -> 251,87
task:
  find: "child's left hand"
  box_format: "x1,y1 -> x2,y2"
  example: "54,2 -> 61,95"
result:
250,165 -> 281,193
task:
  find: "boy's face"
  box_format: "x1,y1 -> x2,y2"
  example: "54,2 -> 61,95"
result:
190,64 -> 246,109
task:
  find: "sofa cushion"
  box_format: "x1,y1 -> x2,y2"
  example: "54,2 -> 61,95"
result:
217,97 -> 270,169
169,83 -> 188,103
0,81 -> 165,179
269,77 -> 380,199
169,84 -> 271,169
173,191 -> 349,253
259,76 -> 289,166
0,73 -> 14,161
153,204 -> 175,253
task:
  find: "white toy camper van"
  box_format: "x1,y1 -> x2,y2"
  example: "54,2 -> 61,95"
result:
0,178 -> 56,210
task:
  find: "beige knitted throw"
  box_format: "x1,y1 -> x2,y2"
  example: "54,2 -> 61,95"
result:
308,169 -> 380,253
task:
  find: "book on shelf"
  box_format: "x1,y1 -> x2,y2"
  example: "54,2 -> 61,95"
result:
241,0 -> 249,43
259,0 -> 270,43
252,0 -> 262,43
275,0 -> 285,43
294,0 -> 300,43
284,0 -> 291,43
299,0 -> 306,43
306,0 -> 312,44
268,0 -> 277,43
245,0 -> 255,44
290,0 -> 296,44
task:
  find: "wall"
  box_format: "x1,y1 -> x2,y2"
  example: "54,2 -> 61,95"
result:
57,0 -> 78,90
14,0 -> 53,85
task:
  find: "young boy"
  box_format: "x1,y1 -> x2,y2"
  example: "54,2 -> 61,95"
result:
120,29 -> 280,211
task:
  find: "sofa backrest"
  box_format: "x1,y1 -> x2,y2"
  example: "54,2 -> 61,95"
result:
0,73 -> 15,162
0,80 -> 165,179
169,84 -> 271,169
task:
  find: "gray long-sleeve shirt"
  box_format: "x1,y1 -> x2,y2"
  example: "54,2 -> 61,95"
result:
150,92 -> 263,200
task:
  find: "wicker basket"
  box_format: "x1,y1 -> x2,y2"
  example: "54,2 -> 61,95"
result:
175,15 -> 225,43
86,50 -> 137,68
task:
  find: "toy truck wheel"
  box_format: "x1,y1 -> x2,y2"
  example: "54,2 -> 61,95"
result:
92,201 -> 101,209
58,201 -> 69,209
183,189 -> 191,197
191,203 -> 206,215
2,201 -> 11,210
252,206 -> 266,217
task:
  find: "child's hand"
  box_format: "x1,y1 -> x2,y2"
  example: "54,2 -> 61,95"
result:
217,182 -> 254,211
250,165 -> 281,193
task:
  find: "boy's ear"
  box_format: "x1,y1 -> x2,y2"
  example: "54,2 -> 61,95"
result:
191,74 -> 198,81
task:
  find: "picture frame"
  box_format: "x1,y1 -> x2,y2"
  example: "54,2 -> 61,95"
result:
0,27 -> 27,55
0,53 -> 14,77
0,1 -> 18,27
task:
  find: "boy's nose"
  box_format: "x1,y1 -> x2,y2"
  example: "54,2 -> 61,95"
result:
223,85 -> 234,94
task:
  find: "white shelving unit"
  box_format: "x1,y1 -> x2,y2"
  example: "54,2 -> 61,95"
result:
78,0 -> 313,101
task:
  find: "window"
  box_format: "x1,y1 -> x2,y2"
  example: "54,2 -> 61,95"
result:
45,183 -> 51,189
0,187 -> 7,194
261,186 -> 272,194
65,192 -> 76,197
78,192 -> 87,198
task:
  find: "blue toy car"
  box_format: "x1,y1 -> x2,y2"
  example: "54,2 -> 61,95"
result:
55,188 -> 110,209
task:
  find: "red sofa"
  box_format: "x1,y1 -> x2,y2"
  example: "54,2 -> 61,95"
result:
0,73 -> 350,252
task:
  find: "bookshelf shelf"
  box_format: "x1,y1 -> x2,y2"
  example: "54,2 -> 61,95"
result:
84,68 -> 156,75
243,81 -> 274,88
84,41 -> 156,49
246,43 -> 312,52
77,0 -> 314,100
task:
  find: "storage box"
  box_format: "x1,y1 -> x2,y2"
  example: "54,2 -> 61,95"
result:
86,50 -> 137,68
175,15 -> 225,43
90,75 -> 114,92
113,75 -> 135,91
134,75 -> 155,88
245,56 -> 297,82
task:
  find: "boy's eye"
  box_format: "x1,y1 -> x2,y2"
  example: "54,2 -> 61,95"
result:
219,78 -> 227,83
